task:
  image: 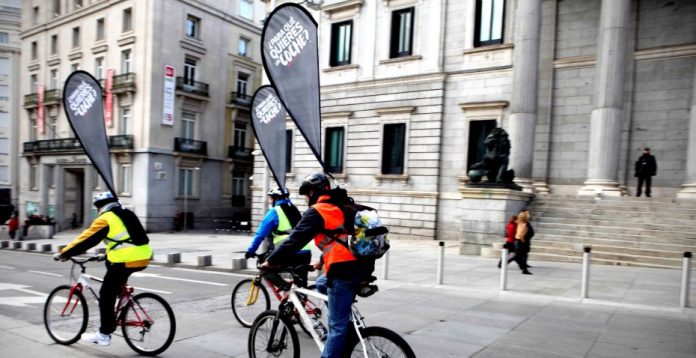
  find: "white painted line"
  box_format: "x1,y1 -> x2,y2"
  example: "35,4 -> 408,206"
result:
130,286 -> 172,295
132,272 -> 228,287
170,267 -> 251,278
28,270 -> 63,277
0,265 -> 15,270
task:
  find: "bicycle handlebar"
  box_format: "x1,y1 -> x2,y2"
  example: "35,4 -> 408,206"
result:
54,253 -> 106,264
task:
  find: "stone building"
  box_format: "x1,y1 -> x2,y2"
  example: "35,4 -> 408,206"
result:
18,0 -> 265,231
251,0 -> 696,254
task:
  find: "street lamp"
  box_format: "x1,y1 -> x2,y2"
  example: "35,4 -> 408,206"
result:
183,167 -> 200,232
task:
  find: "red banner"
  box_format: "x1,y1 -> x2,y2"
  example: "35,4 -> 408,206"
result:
37,84 -> 44,134
104,68 -> 114,127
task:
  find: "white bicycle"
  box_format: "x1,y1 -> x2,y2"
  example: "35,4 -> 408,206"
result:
247,267 -> 416,358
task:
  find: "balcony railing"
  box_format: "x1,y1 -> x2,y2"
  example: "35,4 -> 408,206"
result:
23,138 -> 82,153
112,73 -> 136,91
232,195 -> 246,207
176,77 -> 209,97
108,134 -> 134,149
24,93 -> 38,106
230,92 -> 251,106
228,146 -> 253,161
174,137 -> 207,156
43,89 -> 62,103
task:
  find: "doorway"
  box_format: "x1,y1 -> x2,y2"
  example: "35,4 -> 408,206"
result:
64,169 -> 85,229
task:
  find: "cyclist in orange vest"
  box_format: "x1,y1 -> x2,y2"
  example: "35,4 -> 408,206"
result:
262,173 -> 371,358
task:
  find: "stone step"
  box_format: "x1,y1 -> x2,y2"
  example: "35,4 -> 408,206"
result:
534,194 -> 685,205
534,215 -> 696,230
535,222 -> 693,238
534,234 -> 696,251
533,239 -> 693,259
529,247 -> 684,268
530,204 -> 696,219
535,227 -> 692,243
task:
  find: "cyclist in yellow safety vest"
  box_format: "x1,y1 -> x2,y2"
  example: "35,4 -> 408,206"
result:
55,191 -> 152,347
245,188 -> 311,286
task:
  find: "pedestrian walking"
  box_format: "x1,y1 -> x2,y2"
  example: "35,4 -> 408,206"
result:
497,215 -> 517,268
5,212 -> 19,240
635,147 -> 657,197
513,210 -> 533,275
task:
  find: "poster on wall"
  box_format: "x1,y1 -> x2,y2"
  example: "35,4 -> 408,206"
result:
162,65 -> 176,126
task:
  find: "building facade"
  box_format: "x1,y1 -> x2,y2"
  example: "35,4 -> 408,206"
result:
0,1 -> 21,221
19,0 -> 265,231
251,0 -> 696,243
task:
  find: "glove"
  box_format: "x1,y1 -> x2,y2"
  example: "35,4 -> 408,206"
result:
52,253 -> 65,261
244,251 -> 254,259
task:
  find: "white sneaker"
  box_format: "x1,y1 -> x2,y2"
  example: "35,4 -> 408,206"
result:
81,331 -> 111,346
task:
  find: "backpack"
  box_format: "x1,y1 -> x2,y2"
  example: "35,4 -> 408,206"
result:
332,202 -> 389,260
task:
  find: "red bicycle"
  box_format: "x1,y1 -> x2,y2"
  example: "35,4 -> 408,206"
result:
43,254 -> 176,356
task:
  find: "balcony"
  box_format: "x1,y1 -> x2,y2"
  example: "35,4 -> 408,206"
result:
108,134 -> 134,149
24,93 -> 38,107
43,89 -> 62,105
174,137 -> 207,156
230,92 -> 251,107
111,73 -> 136,93
228,146 -> 253,161
23,138 -> 82,154
176,77 -> 209,97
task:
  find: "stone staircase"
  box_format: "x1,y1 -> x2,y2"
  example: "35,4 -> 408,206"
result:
525,195 -> 696,268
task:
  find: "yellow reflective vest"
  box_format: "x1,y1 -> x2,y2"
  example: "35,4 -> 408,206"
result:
272,205 -> 311,251
101,211 -> 152,266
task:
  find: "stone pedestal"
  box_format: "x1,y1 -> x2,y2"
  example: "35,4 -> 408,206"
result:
459,187 -> 533,255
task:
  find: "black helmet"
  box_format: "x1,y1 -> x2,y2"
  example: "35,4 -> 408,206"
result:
267,187 -> 290,198
299,172 -> 332,196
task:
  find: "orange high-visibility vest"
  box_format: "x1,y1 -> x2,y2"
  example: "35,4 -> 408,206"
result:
312,195 -> 356,274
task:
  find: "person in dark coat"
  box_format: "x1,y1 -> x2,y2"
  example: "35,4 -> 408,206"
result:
635,147 -> 657,197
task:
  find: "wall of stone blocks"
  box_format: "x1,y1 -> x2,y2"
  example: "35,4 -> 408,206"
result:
636,0 -> 696,50
554,0 -> 600,58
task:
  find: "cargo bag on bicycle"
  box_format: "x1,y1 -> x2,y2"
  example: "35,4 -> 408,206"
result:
328,202 -> 390,260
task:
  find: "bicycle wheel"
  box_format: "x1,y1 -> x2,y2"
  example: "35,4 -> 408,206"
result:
44,285 -> 88,345
231,278 -> 271,327
121,292 -> 176,356
343,326 -> 416,358
295,284 -> 327,338
248,310 -> 300,358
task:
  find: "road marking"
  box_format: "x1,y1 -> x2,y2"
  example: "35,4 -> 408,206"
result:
0,282 -> 47,307
0,265 -> 14,269
130,286 -> 172,295
132,272 -> 228,286
29,270 -> 63,277
170,267 -> 251,278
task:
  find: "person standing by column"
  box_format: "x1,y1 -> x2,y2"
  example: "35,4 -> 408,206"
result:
635,147 -> 657,197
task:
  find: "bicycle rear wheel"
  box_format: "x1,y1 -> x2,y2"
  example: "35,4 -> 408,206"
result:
248,310 -> 300,358
231,278 -> 270,327
121,292 -> 176,356
343,326 -> 416,358
44,285 -> 88,345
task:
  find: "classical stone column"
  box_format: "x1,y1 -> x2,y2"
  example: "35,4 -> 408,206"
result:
508,0 -> 542,192
677,66 -> 696,199
578,0 -> 631,196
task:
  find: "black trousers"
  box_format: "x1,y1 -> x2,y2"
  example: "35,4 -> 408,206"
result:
513,241 -> 530,271
99,262 -> 145,335
637,176 -> 652,197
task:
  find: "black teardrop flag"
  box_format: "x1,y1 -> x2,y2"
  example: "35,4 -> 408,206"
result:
261,3 -> 324,170
251,86 -> 288,190
62,71 -> 116,198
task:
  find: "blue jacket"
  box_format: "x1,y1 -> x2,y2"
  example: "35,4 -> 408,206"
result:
247,199 -> 309,254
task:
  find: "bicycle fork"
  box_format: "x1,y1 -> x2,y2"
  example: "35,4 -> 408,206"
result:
265,311 -> 290,353
246,279 -> 261,306
62,284 -> 84,316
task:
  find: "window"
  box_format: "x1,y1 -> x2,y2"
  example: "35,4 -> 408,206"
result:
474,0 -> 505,47
236,72 -> 249,96
94,57 -> 104,79
72,27 -> 80,48
120,106 -> 131,134
119,165 -> 131,194
234,122 -> 246,149
96,18 -> 105,41
285,130 -> 293,173
178,168 -> 195,196
30,118 -> 37,141
0,85 -> 8,101
467,120 -> 497,170
50,68 -> 59,89
325,127 -> 344,173
50,35 -> 58,55
31,41 -> 38,60
185,15 -> 200,38
0,138 -> 8,153
330,21 -> 352,66
74,0 -> 83,9
240,0 -> 253,20
184,58 -> 196,84
0,112 -> 8,127
30,74 -> 38,93
30,165 -> 38,190
47,165 -> 55,188
0,32 -> 8,43
181,112 -> 195,139
0,166 -> 7,183
121,49 -> 132,73
32,6 -> 39,26
122,8 -> 132,32
232,173 -> 245,207
71,62 -> 80,72
382,123 -> 406,174
53,0 -> 61,17
239,37 -> 250,56
390,7 -> 414,58
48,116 -> 58,139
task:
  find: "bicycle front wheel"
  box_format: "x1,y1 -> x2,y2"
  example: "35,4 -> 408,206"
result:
344,326 -> 416,358
121,292 -> 176,356
231,278 -> 270,327
44,285 -> 88,345
248,310 -> 300,358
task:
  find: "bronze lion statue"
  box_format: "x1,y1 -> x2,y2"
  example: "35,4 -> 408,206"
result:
468,128 -> 516,184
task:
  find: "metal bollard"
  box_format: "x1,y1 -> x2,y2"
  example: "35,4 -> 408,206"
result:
680,252 -> 692,308
381,250 -> 389,280
436,241 -> 445,285
500,248 -> 508,291
581,246 -> 592,298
